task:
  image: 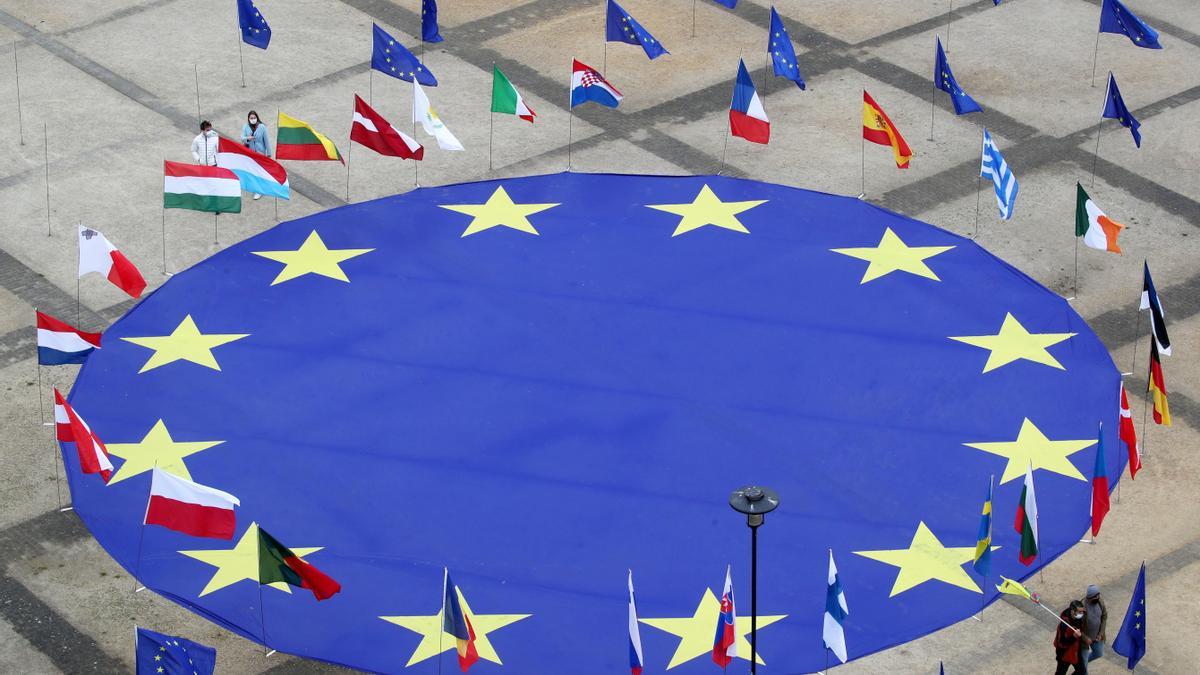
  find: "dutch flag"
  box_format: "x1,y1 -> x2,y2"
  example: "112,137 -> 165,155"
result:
729,59 -> 769,144
570,59 -> 623,109
36,311 -> 101,365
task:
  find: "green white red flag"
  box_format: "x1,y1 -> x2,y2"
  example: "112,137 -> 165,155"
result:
491,65 -> 535,123
163,160 -> 242,214
1014,462 -> 1039,565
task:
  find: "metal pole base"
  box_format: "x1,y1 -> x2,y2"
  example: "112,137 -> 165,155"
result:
58,505 -> 73,512
134,585 -> 147,593
265,650 -> 276,657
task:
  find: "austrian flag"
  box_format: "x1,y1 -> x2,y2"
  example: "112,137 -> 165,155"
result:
145,468 -> 239,540
77,225 -> 146,298
54,389 -> 113,482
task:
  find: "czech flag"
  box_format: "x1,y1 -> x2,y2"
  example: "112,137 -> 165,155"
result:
1090,424 -> 1110,537
711,565 -> 737,667
570,59 -> 623,109
36,311 -> 101,365
729,59 -> 769,144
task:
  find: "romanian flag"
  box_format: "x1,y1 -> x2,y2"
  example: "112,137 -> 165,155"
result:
1148,341 -> 1171,425
276,112 -> 344,163
256,527 -> 341,600
862,90 -> 912,168
443,570 -> 479,671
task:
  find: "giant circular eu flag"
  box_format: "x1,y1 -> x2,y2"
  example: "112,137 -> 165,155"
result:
65,173 -> 1122,673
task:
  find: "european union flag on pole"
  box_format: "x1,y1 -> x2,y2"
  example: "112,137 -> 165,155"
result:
1099,0 -> 1162,49
422,0 -> 443,43
236,0 -> 271,50
605,1 -> 668,60
1103,72 -> 1142,147
980,130 -> 1018,220
372,23 -> 438,86
934,37 -> 981,114
1113,562 -> 1148,669
135,627 -> 216,675
768,7 -> 806,90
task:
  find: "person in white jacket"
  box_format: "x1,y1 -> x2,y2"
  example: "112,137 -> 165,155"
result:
191,121 -> 218,166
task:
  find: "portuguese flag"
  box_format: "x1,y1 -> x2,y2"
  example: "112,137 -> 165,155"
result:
276,112 -> 344,162
491,65 -> 535,123
163,161 -> 241,213
257,526 -> 341,600
1013,463 -> 1039,566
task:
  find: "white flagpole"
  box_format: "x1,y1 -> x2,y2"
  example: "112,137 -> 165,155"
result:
237,31 -> 246,88
1090,10 -> 1103,87
567,61 -> 575,171
945,0 -> 953,53
438,567 -> 447,675
929,37 -> 938,141
1090,74 -> 1110,188
33,308 -> 46,426
13,38 -> 25,145
973,129 -> 984,240
43,123 -> 51,236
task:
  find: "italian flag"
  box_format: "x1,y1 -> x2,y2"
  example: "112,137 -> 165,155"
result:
257,526 -> 341,600
1013,463 -> 1039,565
1075,183 -> 1125,254
163,161 -> 242,214
491,65 -> 535,123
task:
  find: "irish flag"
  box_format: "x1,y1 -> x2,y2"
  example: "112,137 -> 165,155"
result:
1014,463 -> 1039,565
145,468 -> 239,540
1075,183 -> 1125,254
491,65 -> 535,123
276,112 -> 344,162
163,161 -> 241,214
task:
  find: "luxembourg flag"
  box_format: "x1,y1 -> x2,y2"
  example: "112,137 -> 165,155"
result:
216,137 -> 290,199
711,565 -> 737,667
36,311 -> 101,365
570,59 -> 623,109
628,570 -> 644,675
145,468 -> 239,540
78,225 -> 146,298
54,388 -> 113,482
729,59 -> 769,144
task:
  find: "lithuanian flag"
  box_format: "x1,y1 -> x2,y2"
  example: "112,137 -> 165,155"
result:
276,112 -> 344,163
257,526 -> 341,600
862,90 -> 912,168
1148,341 -> 1171,425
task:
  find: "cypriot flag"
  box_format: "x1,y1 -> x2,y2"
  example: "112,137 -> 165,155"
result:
413,82 -> 464,151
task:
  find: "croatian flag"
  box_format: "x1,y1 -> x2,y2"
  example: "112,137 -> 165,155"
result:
36,311 -> 101,365
54,388 -> 113,482
711,565 -> 737,667
78,225 -> 146,298
570,59 -> 623,109
628,570 -> 644,675
216,137 -> 290,199
729,59 -> 769,144
145,468 -> 240,540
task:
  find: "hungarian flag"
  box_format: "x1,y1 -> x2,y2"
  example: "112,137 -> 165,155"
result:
145,468 -> 239,540
276,112 -> 344,162
1140,262 -> 1170,355
1013,463 -> 1038,565
1148,341 -> 1171,425
77,225 -> 146,298
53,388 -> 113,482
257,527 -> 341,600
711,565 -> 737,666
1075,183 -> 1125,254
442,570 -> 479,671
1090,425 -> 1110,537
491,65 -> 535,123
350,95 -> 424,160
36,311 -> 101,365
863,90 -> 912,168
163,161 -> 242,214
729,59 -> 769,145
1120,383 -> 1141,478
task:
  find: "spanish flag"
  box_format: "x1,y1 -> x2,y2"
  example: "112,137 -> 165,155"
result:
862,90 -> 912,168
276,112 -> 344,163
1148,341 -> 1171,425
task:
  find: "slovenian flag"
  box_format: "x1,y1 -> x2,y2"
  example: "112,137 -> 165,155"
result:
628,570 -> 644,675
54,388 -> 113,482
216,138 -> 290,199
77,225 -> 146,298
570,59 -> 623,109
729,59 -> 769,144
145,468 -> 240,540
36,311 -> 101,365
711,565 -> 737,667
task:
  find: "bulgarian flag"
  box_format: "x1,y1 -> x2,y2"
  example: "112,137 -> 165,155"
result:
1075,183 -> 1125,254
276,112 -> 344,162
257,527 -> 341,600
491,65 -> 535,122
163,161 -> 241,214
1014,463 -> 1039,565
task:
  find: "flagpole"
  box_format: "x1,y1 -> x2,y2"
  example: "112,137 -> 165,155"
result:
33,308 -> 46,426
719,118 -> 730,175
161,203 -> 168,276
51,413 -> 65,510
369,69 -> 374,105
1127,306 -> 1144,377
945,0 -> 952,53
133,462 -> 157,593
691,0 -> 697,39
1090,14 -> 1102,87
1090,124 -> 1104,189
237,32 -> 246,88
438,568 -> 446,675
858,101 -> 866,199
567,63 -> 574,171
1072,236 -> 1080,300
14,38 -> 25,145
75,222 -> 81,326
489,62 -> 495,173
929,37 -> 938,141
213,213 -> 219,247
194,63 -> 201,122
43,122 -> 51,236
258,580 -> 271,655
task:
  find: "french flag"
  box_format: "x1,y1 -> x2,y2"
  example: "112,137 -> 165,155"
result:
628,570 -> 644,675
216,137 -> 290,199
36,311 -> 101,365
711,565 -> 737,667
54,388 -> 113,482
730,59 -> 769,144
570,59 -> 623,109
78,225 -> 146,298
145,468 -> 239,540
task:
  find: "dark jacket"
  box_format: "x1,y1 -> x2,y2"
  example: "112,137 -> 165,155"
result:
1054,608 -> 1085,664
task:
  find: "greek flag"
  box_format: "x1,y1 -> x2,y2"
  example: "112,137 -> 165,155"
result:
823,550 -> 849,663
980,130 -> 1018,220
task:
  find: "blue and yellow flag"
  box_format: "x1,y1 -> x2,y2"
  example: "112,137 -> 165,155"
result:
972,476 -> 994,577
1113,562 -> 1147,669
934,36 -> 981,115
1099,0 -> 1162,49
768,7 -> 806,90
371,23 -> 437,85
606,0 -> 668,60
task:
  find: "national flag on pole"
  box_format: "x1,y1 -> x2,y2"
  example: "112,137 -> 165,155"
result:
1099,0 -> 1162,49
1120,383 -> 1141,479
605,0 -> 668,60
257,526 -> 341,600
980,130 -> 1018,220
216,138 -> 290,199
491,65 -> 535,123
276,113 -> 344,162
163,161 -> 242,214
54,388 -> 113,482
628,570 -> 644,675
36,311 -> 101,365
995,576 -> 1034,600
711,0 -> 737,7
371,23 -> 438,86
862,90 -> 912,169
934,36 -> 982,114
350,95 -> 424,160
570,59 -> 623,109
824,549 -> 850,663
413,82 -> 465,151
1140,262 -> 1170,355
1075,183 -> 1125,254
442,570 -> 479,671
422,0 -> 443,43
135,627 -> 216,675
1014,462 -> 1039,565
729,59 -> 769,144
1112,562 -> 1147,669
145,468 -> 239,540
1090,424 -> 1110,537
711,565 -> 737,666
236,0 -> 271,50
77,225 -> 147,298
1148,341 -> 1170,426
1103,72 -> 1142,147
768,7 -> 805,90
972,476 -> 993,577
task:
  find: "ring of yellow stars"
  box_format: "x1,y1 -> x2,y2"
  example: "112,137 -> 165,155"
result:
639,588 -> 786,669
251,230 -> 374,286
830,227 -> 955,283
380,589 -> 530,666
179,523 -> 322,597
103,419 -> 224,485
121,315 -> 249,374
438,185 -> 559,237
854,521 -> 998,597
949,312 -> 1077,373
646,184 -> 767,237
963,418 -> 1096,484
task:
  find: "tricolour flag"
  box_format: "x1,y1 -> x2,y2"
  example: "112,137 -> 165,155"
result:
711,565 -> 737,666
1140,262 -> 1170,355
571,59 -> 623,109
413,82 -> 464,151
276,113 -> 344,162
1120,383 -> 1141,479
491,65 -> 535,122
236,0 -> 271,50
371,23 -> 437,85
1099,0 -> 1162,49
350,95 -> 424,160
145,468 -> 239,540
257,526 -> 341,600
216,138 -> 290,199
980,130 -> 1018,220
443,570 -> 479,671
862,90 -> 912,168
422,0 -> 443,43
1103,72 -> 1142,147
163,161 -> 242,214
1014,462 -> 1038,565
823,549 -> 850,663
606,0 -> 668,60
135,627 -> 216,675
628,570 -> 644,675
995,576 -> 1033,600
1112,562 -> 1147,669
1075,183 -> 1124,254
1090,424 -> 1110,537
54,388 -> 113,482
972,476 -> 993,577
1148,341 -> 1170,426
711,0 -> 737,7
36,311 -> 101,365
768,7 -> 805,90
729,59 -> 769,145
934,36 -> 981,115
77,225 -> 147,298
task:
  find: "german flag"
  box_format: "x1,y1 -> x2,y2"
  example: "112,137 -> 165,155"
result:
1148,341 -> 1171,425
862,90 -> 912,168
257,527 -> 341,600
276,112 -> 344,163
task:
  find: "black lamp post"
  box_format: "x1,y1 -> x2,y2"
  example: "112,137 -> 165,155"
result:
729,485 -> 779,674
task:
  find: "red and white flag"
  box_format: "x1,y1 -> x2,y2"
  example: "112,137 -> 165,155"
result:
350,95 -> 424,160
1120,383 -> 1141,479
145,468 -> 239,539
53,388 -> 113,482
77,225 -> 146,298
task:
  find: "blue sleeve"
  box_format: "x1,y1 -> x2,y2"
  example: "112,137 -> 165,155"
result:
259,125 -> 272,156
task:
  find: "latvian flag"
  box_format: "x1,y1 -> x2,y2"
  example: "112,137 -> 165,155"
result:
350,94 -> 424,160
216,137 -> 290,199
36,311 -> 101,365
163,161 -> 242,214
77,225 -> 146,298
145,468 -> 239,539
570,59 -> 623,109
54,388 -> 113,482
729,59 -> 769,144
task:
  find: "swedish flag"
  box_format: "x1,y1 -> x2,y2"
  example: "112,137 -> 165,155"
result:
972,476 -> 993,577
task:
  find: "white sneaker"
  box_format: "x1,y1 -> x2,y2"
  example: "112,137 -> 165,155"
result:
253,194 -> 261,201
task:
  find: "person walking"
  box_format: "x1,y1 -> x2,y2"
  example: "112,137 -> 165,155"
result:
241,110 -> 271,200
1082,584 -> 1108,663
1054,599 -> 1088,675
191,120 -> 218,166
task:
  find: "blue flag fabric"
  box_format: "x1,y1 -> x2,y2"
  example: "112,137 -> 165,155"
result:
1099,0 -> 1162,49
371,23 -> 437,86
236,0 -> 271,50
135,627 -> 216,675
605,0 -> 668,60
422,0 -> 443,43
1112,562 -> 1147,669
712,0 -> 738,7
1103,73 -> 1142,148
768,7 -> 805,90
934,37 -> 982,115
980,130 -> 1018,219
972,477 -> 993,577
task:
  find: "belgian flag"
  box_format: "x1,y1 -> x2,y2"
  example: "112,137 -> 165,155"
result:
257,527 -> 341,600
1148,341 -> 1171,426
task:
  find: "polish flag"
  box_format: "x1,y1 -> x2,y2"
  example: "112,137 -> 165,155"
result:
145,468 -> 239,540
53,389 -> 113,482
77,225 -> 146,298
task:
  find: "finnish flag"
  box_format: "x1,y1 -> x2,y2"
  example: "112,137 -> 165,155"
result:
823,549 -> 850,663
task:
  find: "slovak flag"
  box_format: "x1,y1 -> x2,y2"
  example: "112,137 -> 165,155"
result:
729,59 -> 769,144
53,388 -> 113,482
570,59 -> 623,109
628,570 -> 644,675
36,311 -> 101,365
77,225 -> 146,298
711,565 -> 737,667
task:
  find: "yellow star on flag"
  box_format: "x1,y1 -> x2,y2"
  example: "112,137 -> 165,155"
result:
121,316 -> 248,374
639,588 -> 786,669
854,521 -> 998,596
646,184 -> 766,237
831,227 -> 955,283
104,419 -> 224,485
380,590 -> 530,666
251,231 -> 374,286
179,523 -> 322,596
949,313 -> 1076,373
963,418 -> 1096,484
439,186 -> 559,237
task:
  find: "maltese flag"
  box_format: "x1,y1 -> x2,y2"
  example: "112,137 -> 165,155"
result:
729,59 -> 769,144
77,225 -> 146,298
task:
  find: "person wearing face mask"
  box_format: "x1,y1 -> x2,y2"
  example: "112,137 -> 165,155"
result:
1054,599 -> 1088,674
241,110 -> 272,200
190,121 -> 218,166
1081,584 -> 1107,663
